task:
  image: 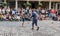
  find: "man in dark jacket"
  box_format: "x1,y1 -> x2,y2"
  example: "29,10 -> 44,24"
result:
31,9 -> 39,31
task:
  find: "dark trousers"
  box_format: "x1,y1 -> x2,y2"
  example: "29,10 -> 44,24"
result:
32,19 -> 37,27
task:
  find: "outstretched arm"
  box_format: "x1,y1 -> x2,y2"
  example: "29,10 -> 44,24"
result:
30,13 -> 35,18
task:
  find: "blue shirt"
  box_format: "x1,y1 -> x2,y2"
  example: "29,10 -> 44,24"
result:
31,11 -> 38,20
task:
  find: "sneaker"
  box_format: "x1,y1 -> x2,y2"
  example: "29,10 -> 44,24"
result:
36,27 -> 39,31
32,28 -> 34,30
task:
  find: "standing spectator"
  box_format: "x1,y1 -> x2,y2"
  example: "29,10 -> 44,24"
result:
25,7 -> 30,20
28,8 -> 32,21
21,8 -> 25,27
25,7 -> 29,14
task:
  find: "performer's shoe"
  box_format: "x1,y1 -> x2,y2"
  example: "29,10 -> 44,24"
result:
36,27 -> 39,31
32,28 -> 34,30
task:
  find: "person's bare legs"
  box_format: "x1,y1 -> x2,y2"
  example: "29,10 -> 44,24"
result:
22,18 -> 24,27
22,22 -> 24,27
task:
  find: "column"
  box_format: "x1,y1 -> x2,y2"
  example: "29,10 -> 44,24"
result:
39,0 -> 40,4
39,0 -> 41,4
27,0 -> 29,3
49,0 -> 51,9
15,0 -> 18,11
26,0 -> 29,8
0,0 -> 2,3
59,4 -> 60,9
56,3 -> 58,10
4,0 -> 7,10
4,0 -> 6,2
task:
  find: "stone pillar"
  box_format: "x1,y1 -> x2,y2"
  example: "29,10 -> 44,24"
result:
4,0 -> 6,2
38,0 -> 42,9
49,0 -> 51,9
39,0 -> 41,4
26,0 -> 29,9
27,0 -> 29,2
15,0 -> 18,11
59,4 -> 60,9
56,3 -> 58,10
4,0 -> 7,10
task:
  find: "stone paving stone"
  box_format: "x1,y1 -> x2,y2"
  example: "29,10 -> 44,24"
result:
0,21 -> 60,36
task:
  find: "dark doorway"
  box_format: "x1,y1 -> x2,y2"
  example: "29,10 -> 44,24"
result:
30,1 -> 38,9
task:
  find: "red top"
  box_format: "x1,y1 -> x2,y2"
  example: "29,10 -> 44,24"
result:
51,9 -> 56,14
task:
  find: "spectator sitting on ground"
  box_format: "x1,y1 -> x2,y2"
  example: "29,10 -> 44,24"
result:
16,15 -> 20,21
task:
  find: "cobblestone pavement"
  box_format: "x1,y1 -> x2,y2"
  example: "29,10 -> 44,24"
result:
0,20 -> 60,36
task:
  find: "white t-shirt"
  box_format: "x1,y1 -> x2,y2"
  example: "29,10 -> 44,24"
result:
0,9 -> 1,12
2,9 -> 5,14
41,10 -> 45,13
12,11 -> 15,14
29,10 -> 32,14
16,16 -> 20,19
0,9 -> 2,14
6,9 -> 10,12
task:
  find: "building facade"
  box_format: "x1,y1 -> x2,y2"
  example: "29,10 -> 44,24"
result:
1,0 -> 60,10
